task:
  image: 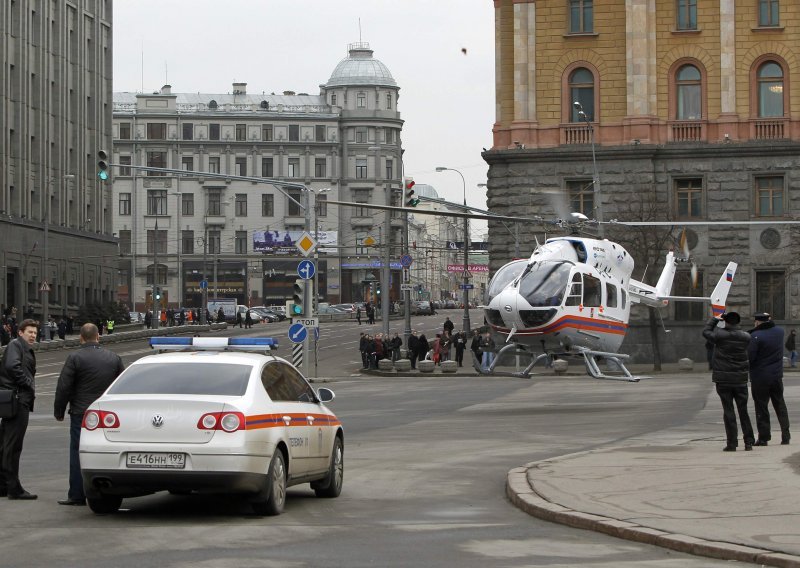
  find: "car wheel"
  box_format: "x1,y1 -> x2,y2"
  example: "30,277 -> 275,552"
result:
314,436 -> 344,498
253,450 -> 286,516
87,495 -> 123,514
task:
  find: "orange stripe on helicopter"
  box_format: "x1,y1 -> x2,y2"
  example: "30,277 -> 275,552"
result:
491,314 -> 628,336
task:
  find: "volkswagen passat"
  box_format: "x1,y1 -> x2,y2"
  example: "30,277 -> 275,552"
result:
80,337 -> 343,515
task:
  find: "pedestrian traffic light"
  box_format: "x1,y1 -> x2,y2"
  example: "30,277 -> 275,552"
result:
404,177 -> 419,207
155,287 -> 162,301
98,150 -> 110,180
290,279 -> 304,316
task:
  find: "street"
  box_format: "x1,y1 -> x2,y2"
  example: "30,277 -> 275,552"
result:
2,311 -> 729,566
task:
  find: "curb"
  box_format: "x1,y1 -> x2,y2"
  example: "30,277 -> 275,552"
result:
506,459 -> 800,568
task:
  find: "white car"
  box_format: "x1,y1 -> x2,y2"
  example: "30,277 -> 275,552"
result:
80,337 -> 344,515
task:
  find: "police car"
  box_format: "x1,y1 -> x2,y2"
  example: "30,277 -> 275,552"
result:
79,337 -> 343,515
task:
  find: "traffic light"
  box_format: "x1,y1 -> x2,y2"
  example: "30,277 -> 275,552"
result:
98,150 -> 110,180
155,287 -> 162,301
290,279 -> 304,316
404,177 -> 419,207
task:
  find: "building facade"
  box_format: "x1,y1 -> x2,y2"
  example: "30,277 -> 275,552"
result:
112,43 -> 406,312
1,0 -> 117,320
485,0 -> 800,361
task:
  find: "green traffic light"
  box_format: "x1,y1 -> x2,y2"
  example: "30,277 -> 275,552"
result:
290,303 -> 303,315
98,170 -> 109,180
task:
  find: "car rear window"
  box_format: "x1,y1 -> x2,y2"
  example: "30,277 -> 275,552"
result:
107,362 -> 251,395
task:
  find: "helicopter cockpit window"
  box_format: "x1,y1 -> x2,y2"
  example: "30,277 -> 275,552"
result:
566,273 -> 582,306
485,260 -> 526,304
583,274 -> 602,307
518,262 -> 572,307
606,283 -> 618,308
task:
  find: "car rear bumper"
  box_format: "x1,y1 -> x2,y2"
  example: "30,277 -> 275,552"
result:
82,468 -> 267,496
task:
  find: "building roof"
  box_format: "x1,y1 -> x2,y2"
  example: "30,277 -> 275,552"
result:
414,184 -> 439,199
325,42 -> 397,88
113,90 -> 333,116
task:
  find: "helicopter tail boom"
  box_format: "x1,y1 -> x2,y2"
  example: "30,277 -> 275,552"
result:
709,262 -> 737,317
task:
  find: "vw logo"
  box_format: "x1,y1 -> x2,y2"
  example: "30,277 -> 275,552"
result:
503,305 -> 512,312
152,415 -> 164,428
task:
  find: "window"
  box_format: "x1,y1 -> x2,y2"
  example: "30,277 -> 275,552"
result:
353,189 -> 370,217
288,158 -> 300,178
287,189 -> 303,216
357,92 -> 366,108
235,157 -> 247,176
209,123 -> 220,140
356,158 -> 368,179
288,124 -> 300,141
181,156 -> 193,171
235,231 -> 247,254
675,178 -> 703,219
118,155 -> 131,176
262,125 -> 273,141
355,127 -> 367,143
331,94 -> 337,106
756,271 -> 785,319
118,192 -> 131,215
262,157 -> 273,177
146,229 -> 167,254
759,0 -> 779,27
146,123 -> 166,139
315,125 -> 326,142
207,192 -> 222,216
676,64 -> 701,120
118,230 -> 131,255
566,273 -> 582,306
569,68 -> 595,122
181,193 -> 194,216
676,0 -> 697,30
315,158 -> 326,178
385,129 -> 395,144
758,62 -> 784,117
317,194 -> 327,217
235,194 -> 247,216
235,124 -> 246,141
146,264 -> 168,286
262,194 -> 274,216
208,156 -> 220,173
356,231 -> 368,255
606,282 -> 618,308
118,123 -> 131,140
111,363 -> 249,395
146,151 -> 166,176
147,190 -> 167,215
386,93 -> 392,109
569,0 -> 593,33
385,159 -> 394,180
261,362 -> 315,402
182,123 -> 193,140
181,230 -> 194,254
755,175 -> 784,216
674,271 -> 704,320
583,274 -> 601,306
208,230 -> 221,254
567,179 -> 594,216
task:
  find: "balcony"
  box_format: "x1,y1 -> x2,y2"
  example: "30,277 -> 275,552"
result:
752,118 -> 786,140
669,121 -> 704,142
563,124 -> 592,145
204,215 -> 226,227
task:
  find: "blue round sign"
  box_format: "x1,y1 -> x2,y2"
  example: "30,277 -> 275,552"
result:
288,323 -> 308,343
400,254 -> 413,268
199,280 -> 208,289
297,260 -> 316,280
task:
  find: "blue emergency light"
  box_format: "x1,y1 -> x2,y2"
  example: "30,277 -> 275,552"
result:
150,337 -> 278,352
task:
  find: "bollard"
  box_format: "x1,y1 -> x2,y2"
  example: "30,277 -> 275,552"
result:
678,358 -> 694,371
553,359 -> 569,375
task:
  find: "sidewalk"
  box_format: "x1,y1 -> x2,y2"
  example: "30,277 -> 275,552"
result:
507,377 -> 800,567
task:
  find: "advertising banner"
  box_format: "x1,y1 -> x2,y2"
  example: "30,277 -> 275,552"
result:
253,230 -> 337,254
446,264 -> 490,273
445,241 -> 489,251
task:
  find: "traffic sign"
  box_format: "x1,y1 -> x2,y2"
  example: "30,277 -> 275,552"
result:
297,260 -> 316,280
39,281 -> 51,292
400,254 -> 413,268
199,279 -> 208,289
462,270 -> 472,279
459,284 -> 475,290
400,283 -> 413,291
288,323 -> 308,343
295,232 -> 318,257
292,317 -> 319,328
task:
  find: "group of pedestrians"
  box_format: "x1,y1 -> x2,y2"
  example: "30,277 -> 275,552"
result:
356,303 -> 376,325
703,311 -> 791,452
359,332 -> 402,369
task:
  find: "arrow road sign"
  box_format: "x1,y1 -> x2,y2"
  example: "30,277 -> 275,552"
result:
288,323 -> 308,343
199,280 -> 208,289
400,254 -> 413,268
297,260 -> 316,280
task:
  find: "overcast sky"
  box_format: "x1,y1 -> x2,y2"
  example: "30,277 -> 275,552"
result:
113,0 -> 495,238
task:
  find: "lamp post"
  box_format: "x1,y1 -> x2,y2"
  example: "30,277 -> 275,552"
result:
435,166 -> 470,333
573,101 -> 604,237
169,191 -> 183,312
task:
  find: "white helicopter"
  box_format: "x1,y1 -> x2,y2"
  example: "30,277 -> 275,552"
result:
479,215 -> 736,381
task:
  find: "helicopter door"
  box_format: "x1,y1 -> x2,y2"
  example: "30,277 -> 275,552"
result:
565,273 -> 582,306
583,274 -> 602,307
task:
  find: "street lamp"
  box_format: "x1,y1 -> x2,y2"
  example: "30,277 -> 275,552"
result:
572,101 -> 604,236
435,166 -> 471,333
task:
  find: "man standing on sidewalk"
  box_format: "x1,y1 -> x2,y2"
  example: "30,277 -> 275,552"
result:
53,323 -> 125,505
703,312 -> 755,452
748,313 -> 791,446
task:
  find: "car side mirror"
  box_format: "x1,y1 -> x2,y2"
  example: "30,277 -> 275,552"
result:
316,387 -> 335,403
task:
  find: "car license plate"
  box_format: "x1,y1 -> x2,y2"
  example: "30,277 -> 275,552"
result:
126,452 -> 186,469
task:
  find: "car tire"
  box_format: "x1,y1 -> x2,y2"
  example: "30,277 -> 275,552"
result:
87,494 -> 123,514
253,450 -> 286,516
314,436 -> 344,498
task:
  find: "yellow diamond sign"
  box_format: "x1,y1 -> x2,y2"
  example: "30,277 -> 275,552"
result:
295,231 -> 318,257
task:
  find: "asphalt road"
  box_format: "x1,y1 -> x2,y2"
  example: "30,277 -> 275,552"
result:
2,311 -> 729,567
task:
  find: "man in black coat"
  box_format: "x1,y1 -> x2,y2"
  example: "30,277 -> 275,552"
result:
0,319 -> 39,499
703,312 -> 755,451
407,331 -> 419,369
748,313 -> 791,446
54,323 -> 125,505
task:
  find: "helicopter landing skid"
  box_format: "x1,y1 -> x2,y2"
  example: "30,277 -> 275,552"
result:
579,349 -> 645,382
471,343 -> 549,378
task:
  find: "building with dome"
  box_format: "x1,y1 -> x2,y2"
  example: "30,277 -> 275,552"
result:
111,42 -> 406,311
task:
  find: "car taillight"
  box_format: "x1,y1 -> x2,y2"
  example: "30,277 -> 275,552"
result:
197,412 -> 245,432
83,410 -> 120,430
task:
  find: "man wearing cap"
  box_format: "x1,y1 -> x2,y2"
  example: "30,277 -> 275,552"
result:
703,312 -> 755,451
748,312 -> 791,446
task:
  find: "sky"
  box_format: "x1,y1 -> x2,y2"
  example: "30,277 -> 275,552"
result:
113,0 -> 496,239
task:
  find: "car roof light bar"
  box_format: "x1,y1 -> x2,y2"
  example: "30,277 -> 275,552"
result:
150,337 -> 278,353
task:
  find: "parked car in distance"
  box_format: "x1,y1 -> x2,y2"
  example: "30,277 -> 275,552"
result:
318,306 -> 348,315
128,312 -> 144,323
331,304 -> 355,313
411,301 -> 432,315
250,308 -> 279,323
236,305 -> 262,323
